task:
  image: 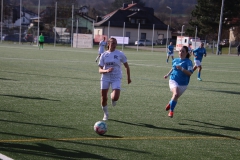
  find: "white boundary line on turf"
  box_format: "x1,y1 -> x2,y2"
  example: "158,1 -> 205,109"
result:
0,57 -> 240,73
0,153 -> 14,160
0,45 -> 93,53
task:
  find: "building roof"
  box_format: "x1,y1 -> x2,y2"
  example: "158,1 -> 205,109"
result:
94,3 -> 167,30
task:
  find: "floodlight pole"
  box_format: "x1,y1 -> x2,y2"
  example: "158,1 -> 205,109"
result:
71,3 -> 74,48
216,0 -> 224,55
181,25 -> 185,37
54,1 -> 57,47
194,26 -> 197,49
122,22 -> 125,51
1,0 -> 3,43
166,6 -> 172,27
166,25 -> 169,53
37,0 -> 40,47
19,0 -> 22,44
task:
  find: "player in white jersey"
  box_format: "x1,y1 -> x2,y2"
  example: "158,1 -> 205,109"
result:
98,37 -> 131,120
95,37 -> 107,62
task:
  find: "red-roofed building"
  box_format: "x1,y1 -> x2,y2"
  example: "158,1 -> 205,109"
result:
94,3 -> 170,44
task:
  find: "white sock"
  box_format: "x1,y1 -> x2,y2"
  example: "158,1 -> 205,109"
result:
96,56 -> 99,61
102,106 -> 108,114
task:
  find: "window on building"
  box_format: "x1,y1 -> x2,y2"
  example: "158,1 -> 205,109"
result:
126,32 -> 130,39
129,18 -> 146,24
141,33 -> 146,39
136,19 -> 141,24
131,18 -> 135,24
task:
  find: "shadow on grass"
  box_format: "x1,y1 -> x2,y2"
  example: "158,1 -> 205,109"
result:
1,71 -> 99,82
0,142 -> 113,160
0,132 -> 149,159
110,119 -> 240,141
205,89 -> 240,95
99,134 -> 123,138
0,119 -> 76,130
203,80 -> 240,85
0,94 -> 60,101
180,119 -> 240,132
0,77 -> 18,81
190,85 -> 240,95
0,109 -> 21,113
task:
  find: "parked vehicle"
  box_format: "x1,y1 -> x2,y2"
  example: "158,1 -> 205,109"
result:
176,36 -> 201,51
1,34 -> 7,40
135,39 -> 156,46
44,36 -> 55,43
4,34 -> 26,42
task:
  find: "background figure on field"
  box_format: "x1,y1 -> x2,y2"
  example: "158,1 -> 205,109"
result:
164,46 -> 193,118
237,44 -> 240,56
192,42 -> 207,81
38,33 -> 44,50
166,42 -> 174,64
98,37 -> 131,121
96,37 -> 107,62
25,34 -> 34,45
218,44 -> 222,55
188,44 -> 193,57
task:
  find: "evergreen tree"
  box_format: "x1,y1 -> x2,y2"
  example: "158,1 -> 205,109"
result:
42,0 -> 78,28
188,0 -> 240,39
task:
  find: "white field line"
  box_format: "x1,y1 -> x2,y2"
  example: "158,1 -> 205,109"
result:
0,57 -> 240,73
0,153 -> 14,160
0,57 -> 89,63
0,45 -> 94,53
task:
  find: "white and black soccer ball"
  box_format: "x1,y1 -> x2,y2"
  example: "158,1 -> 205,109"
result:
94,121 -> 107,135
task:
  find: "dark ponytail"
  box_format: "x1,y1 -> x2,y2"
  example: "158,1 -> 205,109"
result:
183,46 -> 190,59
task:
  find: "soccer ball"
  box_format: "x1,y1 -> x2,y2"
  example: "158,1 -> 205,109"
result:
94,121 -> 107,135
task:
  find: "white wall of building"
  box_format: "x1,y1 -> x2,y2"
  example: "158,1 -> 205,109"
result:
95,26 -> 170,44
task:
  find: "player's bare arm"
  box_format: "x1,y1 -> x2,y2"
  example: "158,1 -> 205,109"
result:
99,66 -> 113,74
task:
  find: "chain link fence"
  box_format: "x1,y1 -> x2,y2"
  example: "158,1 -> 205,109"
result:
205,40 -> 240,55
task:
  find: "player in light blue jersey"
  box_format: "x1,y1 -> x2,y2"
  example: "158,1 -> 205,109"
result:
98,37 -> 131,120
192,42 -> 207,81
95,37 -> 107,62
188,44 -> 193,57
164,46 -> 193,118
166,42 -> 174,63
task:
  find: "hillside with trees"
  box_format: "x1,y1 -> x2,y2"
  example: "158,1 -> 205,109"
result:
5,0 -> 197,32
6,0 -> 197,15
4,0 -> 240,41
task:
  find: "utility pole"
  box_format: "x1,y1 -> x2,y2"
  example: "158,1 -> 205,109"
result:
216,0 -> 224,55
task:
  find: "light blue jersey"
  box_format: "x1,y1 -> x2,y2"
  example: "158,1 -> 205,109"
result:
168,45 -> 174,55
98,40 -> 107,54
193,47 -> 206,62
170,58 -> 193,86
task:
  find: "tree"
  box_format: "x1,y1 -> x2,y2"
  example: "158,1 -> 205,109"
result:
233,27 -> 240,42
188,0 -> 240,40
0,0 -> 13,22
42,0 -> 78,28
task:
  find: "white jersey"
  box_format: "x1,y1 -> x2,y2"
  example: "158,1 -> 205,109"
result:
99,50 -> 127,81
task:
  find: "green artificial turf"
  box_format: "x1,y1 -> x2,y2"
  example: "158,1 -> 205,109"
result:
0,43 -> 240,160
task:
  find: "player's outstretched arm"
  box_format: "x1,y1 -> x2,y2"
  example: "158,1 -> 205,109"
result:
164,69 -> 173,79
123,62 -> 131,84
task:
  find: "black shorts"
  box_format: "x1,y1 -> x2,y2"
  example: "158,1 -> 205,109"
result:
39,41 -> 44,45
